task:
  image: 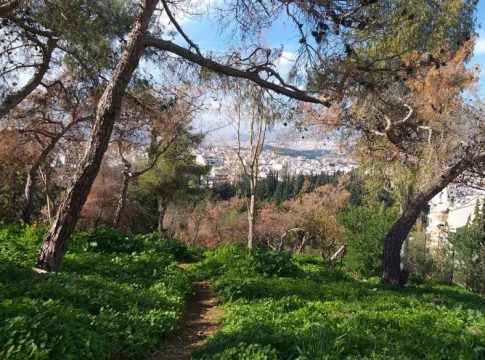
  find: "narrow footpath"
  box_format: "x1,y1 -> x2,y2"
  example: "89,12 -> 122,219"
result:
151,280 -> 222,360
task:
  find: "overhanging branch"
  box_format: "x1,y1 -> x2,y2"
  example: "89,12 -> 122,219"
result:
143,35 -> 331,106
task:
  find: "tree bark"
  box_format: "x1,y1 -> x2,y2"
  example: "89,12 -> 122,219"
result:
36,0 -> 159,272
247,180 -> 255,250
481,244 -> 485,294
0,37 -> 57,120
39,166 -> 53,222
114,172 -> 130,228
22,131 -> 65,224
22,169 -> 36,224
0,0 -> 20,17
381,202 -> 423,286
381,159 -> 470,286
296,235 -> 308,254
157,198 -> 167,233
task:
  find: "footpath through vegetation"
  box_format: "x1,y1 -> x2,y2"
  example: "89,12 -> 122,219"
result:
152,280 -> 222,360
1,227 -> 485,359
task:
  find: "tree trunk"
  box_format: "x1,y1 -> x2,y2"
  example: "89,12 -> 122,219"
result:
22,135 -> 62,224
157,198 -> 167,233
36,0 -> 158,272
247,180 -> 255,250
22,169 -> 36,224
114,173 -> 130,228
381,159 -> 469,286
481,244 -> 485,294
401,236 -> 409,273
296,235 -> 308,254
39,167 -> 53,222
381,204 -> 422,286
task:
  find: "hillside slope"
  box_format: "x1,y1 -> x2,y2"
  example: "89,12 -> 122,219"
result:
191,244 -> 485,360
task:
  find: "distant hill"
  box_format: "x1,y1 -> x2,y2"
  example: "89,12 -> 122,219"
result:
263,144 -> 332,159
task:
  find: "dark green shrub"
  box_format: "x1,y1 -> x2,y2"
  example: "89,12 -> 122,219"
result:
191,243 -> 298,280
339,205 -> 397,278
134,232 -> 197,262
190,243 -> 256,280
0,224 -> 47,266
252,249 -> 298,277
449,225 -> 485,294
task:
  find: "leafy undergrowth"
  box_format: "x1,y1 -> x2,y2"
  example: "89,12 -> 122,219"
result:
0,225 -> 196,359
190,243 -> 485,360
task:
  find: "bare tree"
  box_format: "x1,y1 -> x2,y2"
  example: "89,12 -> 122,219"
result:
5,78 -> 94,224
229,84 -> 275,249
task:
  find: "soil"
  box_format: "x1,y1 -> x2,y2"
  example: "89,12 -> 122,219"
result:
150,280 -> 222,360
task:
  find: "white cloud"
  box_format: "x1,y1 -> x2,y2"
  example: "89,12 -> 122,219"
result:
476,37 -> 485,55
278,51 -> 297,66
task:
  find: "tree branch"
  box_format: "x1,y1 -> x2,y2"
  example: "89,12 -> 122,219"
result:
160,0 -> 201,55
0,0 -> 20,16
0,36 -> 57,120
143,35 -> 330,105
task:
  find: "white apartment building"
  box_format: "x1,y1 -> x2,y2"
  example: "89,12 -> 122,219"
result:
427,186 -> 485,248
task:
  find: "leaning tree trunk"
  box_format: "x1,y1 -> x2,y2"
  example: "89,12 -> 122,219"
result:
36,0 -> 158,272
381,159 -> 470,286
381,202 -> 423,286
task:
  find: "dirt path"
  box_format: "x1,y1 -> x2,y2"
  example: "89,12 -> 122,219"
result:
151,280 -> 222,360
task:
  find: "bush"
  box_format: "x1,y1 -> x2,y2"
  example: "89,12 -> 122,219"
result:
339,205 -> 397,278
449,225 -> 485,294
134,232 -> 201,263
190,243 -> 256,280
0,226 -> 192,359
252,249 -> 299,277
71,228 -> 139,254
0,224 -> 47,266
191,243 -> 298,280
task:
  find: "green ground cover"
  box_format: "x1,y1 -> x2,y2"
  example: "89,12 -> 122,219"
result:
191,244 -> 485,360
0,226 -> 194,359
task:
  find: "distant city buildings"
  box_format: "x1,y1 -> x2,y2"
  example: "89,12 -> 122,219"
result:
194,144 -> 357,186
197,144 -> 485,250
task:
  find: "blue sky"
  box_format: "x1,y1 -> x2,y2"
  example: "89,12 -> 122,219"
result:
168,2 -> 485,142
473,1 -> 485,93
177,1 -> 485,88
